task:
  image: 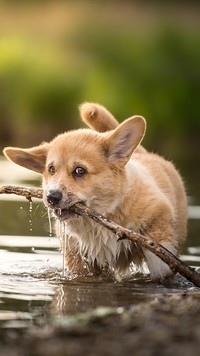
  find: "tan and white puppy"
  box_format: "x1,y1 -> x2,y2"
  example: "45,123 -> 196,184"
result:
3,103 -> 187,281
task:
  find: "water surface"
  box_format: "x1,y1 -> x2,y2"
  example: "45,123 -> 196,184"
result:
0,177 -> 200,329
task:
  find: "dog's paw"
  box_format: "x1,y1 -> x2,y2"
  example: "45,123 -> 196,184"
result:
143,242 -> 177,282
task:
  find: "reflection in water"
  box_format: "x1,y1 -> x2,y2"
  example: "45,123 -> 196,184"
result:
0,235 -> 60,327
51,278 -> 155,317
50,271 -> 199,319
0,235 -> 199,325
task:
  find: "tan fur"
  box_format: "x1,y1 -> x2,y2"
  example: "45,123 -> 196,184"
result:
80,102 -> 119,132
80,102 -> 146,154
3,103 -> 187,281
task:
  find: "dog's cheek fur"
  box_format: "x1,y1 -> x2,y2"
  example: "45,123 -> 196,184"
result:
85,170 -> 126,212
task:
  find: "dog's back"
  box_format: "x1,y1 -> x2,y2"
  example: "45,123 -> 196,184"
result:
133,151 -> 187,245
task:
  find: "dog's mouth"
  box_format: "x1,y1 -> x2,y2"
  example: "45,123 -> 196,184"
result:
53,207 -> 79,220
45,193 -> 85,220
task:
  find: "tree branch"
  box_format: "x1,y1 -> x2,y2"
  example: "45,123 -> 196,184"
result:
0,185 -> 43,201
0,184 -> 199,287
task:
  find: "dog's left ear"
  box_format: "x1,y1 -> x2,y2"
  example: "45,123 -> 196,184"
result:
104,116 -> 146,166
3,143 -> 49,173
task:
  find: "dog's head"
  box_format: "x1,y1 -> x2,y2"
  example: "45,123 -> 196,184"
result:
3,104 -> 146,219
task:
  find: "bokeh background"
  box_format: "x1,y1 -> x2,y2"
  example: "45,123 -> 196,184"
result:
0,0 -> 199,202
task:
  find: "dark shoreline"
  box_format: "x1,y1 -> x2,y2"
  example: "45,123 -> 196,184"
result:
1,293 -> 200,356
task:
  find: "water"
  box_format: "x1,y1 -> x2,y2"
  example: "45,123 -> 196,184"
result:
0,190 -> 200,329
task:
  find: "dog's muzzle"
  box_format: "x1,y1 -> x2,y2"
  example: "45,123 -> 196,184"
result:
47,189 -> 63,207
46,189 -> 81,220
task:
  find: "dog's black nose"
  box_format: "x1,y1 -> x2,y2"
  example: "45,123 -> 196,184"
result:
47,190 -> 63,206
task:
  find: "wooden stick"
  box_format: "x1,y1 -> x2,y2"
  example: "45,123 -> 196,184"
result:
0,185 -> 43,201
0,184 -> 200,287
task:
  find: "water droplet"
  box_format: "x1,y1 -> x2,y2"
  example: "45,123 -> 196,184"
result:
47,208 -> 53,237
29,201 -> 33,213
29,201 -> 33,232
60,222 -> 67,277
31,247 -> 35,251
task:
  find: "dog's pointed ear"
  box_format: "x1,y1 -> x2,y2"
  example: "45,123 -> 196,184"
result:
3,143 -> 49,173
104,116 -> 146,166
79,102 -> 119,132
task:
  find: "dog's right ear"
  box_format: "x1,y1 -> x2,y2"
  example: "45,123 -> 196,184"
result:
79,102 -> 119,132
104,115 -> 146,167
3,143 -> 49,173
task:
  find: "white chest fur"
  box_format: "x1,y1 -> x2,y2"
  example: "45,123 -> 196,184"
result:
63,216 -> 132,269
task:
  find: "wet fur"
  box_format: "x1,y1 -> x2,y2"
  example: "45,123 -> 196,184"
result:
3,103 -> 187,281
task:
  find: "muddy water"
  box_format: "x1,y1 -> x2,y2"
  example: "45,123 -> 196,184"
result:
0,160 -> 200,329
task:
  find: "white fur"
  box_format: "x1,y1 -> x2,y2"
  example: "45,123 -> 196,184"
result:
125,160 -> 138,191
143,242 -> 177,280
66,216 -> 132,274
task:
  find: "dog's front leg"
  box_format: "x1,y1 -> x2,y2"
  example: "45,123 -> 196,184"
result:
142,223 -> 178,282
63,236 -> 102,277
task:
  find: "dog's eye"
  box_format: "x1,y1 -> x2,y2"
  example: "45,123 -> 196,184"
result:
73,166 -> 86,177
48,165 -> 56,175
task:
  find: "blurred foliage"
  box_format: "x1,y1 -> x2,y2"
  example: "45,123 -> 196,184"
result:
0,30 -> 199,145
0,38 -> 84,146
0,1 -> 199,199
73,28 -> 200,131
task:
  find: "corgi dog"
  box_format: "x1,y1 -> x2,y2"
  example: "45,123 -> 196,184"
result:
3,103 -> 187,281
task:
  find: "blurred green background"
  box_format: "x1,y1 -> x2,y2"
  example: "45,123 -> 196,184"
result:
0,0 -> 200,201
